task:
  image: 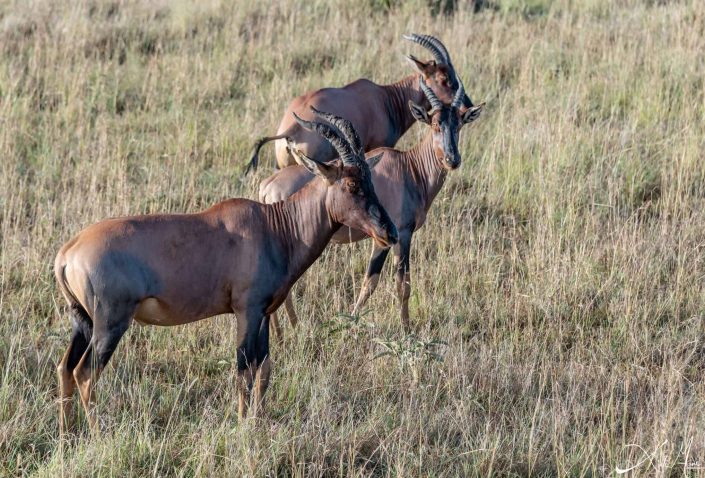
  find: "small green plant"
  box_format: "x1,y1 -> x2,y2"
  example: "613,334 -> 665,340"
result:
373,335 -> 448,383
320,310 -> 377,336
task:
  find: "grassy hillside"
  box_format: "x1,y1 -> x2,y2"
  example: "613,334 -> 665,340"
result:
1,0 -> 704,475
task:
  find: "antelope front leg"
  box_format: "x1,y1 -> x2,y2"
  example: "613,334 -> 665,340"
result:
269,293 -> 298,345
283,293 -> 299,328
352,245 -> 390,315
235,310 -> 263,420
393,233 -> 413,332
270,310 -> 283,344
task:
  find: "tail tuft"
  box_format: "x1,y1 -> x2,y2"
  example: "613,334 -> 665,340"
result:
244,124 -> 298,175
245,137 -> 268,175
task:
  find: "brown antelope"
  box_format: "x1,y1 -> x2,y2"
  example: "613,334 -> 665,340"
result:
54,112 -> 397,434
260,80 -> 483,332
246,33 -> 473,172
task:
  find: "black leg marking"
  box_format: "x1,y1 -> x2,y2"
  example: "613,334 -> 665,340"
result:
367,246 -> 390,278
394,233 -> 413,331
66,304 -> 93,372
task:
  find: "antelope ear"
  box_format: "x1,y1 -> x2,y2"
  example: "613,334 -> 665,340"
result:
408,100 -> 430,124
405,54 -> 436,76
462,103 -> 484,124
366,152 -> 384,169
292,148 -> 340,184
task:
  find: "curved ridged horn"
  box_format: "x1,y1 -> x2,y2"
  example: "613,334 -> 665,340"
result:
292,112 -> 355,164
452,79 -> 465,110
310,106 -> 363,155
403,33 -> 449,65
426,35 -> 452,64
419,76 -> 443,112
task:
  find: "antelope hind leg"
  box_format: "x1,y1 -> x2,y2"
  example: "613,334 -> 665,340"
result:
73,306 -> 131,434
58,305 -> 93,436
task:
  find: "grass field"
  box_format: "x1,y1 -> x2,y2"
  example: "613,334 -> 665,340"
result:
1,0 -> 705,475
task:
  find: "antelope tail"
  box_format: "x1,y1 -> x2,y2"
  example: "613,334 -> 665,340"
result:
55,259 -> 91,320
245,125 -> 297,174
55,259 -> 77,308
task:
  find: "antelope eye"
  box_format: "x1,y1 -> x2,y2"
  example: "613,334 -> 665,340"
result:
346,180 -> 359,191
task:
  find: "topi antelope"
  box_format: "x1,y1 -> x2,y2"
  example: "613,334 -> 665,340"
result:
246,33 -> 473,172
54,112 -> 397,434
260,80 -> 483,332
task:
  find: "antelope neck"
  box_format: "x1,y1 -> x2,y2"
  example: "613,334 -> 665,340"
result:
264,180 -> 338,277
405,132 -> 448,209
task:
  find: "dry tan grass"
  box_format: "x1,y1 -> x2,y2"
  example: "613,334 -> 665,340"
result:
1,0 -> 705,475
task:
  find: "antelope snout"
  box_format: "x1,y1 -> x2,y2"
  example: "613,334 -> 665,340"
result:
372,225 -> 397,249
443,157 -> 461,170
383,222 -> 398,247
369,206 -> 398,248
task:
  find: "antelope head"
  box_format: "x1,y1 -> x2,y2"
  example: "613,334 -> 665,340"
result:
288,108 -> 398,248
409,78 -> 484,171
404,33 -> 474,109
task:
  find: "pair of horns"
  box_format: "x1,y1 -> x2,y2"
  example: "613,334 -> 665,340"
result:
292,108 -> 363,167
404,33 -> 453,68
419,76 -> 466,112
406,32 -> 471,109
